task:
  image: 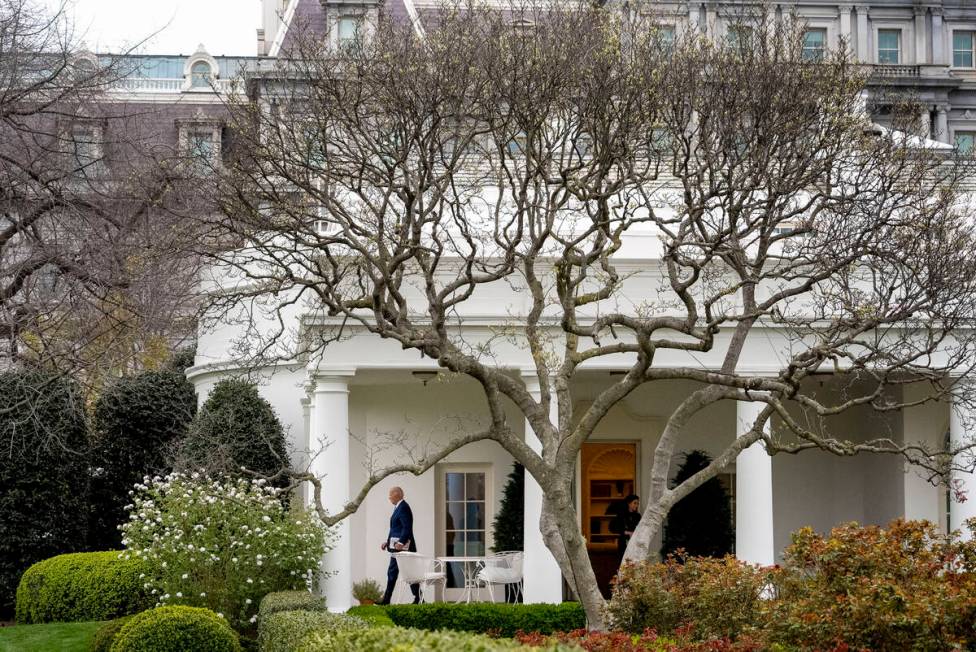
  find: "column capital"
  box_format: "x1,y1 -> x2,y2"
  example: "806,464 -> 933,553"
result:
913,5 -> 927,16
930,5 -> 944,16
311,367 -> 355,392
854,4 -> 870,12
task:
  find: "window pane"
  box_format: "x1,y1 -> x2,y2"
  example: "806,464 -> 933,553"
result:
878,30 -> 900,64
465,473 -> 485,500
953,32 -> 974,67
191,62 -> 211,88
955,132 -> 975,153
803,29 -> 826,61
445,472 -> 464,501
465,502 -> 484,531
466,531 -> 485,556
338,17 -> 358,42
447,530 -> 465,556
446,501 -> 466,530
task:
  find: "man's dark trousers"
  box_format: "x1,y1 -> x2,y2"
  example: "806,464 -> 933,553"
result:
381,499 -> 420,604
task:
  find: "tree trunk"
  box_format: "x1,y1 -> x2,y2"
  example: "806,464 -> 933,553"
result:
541,491 -> 607,630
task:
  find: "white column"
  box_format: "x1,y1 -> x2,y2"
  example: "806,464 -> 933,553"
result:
735,400 -> 775,565
932,9 -> 945,65
705,3 -> 718,40
300,393 -> 312,506
521,372 -> 564,603
935,105 -> 950,143
914,7 -> 927,64
919,106 -> 932,139
855,5 -> 869,61
309,370 -> 355,612
949,383 -> 976,540
839,5 -> 853,51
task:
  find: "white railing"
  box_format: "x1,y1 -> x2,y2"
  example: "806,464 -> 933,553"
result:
112,77 -> 235,94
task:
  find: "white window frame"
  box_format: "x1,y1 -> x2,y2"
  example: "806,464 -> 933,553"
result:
951,27 -> 976,69
178,120 -> 223,167
952,128 -> 976,153
435,463 -> 494,602
336,15 -> 362,50
802,27 -> 828,61
874,25 -> 908,64
182,54 -> 219,92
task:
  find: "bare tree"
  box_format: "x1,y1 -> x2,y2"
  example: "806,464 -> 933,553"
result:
0,0 -> 202,393
205,1 -> 976,627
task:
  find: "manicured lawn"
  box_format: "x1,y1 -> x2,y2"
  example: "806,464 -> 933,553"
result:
0,621 -> 103,652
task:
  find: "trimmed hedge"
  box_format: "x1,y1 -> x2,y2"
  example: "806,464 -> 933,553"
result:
258,610 -> 367,652
345,605 -> 396,627
15,551 -> 152,624
258,591 -> 326,619
297,626 -> 570,651
384,603 -> 585,637
110,606 -> 241,652
90,616 -> 133,652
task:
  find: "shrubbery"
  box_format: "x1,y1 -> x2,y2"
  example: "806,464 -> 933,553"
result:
383,602 -> 585,637
766,519 -> 976,651
607,555 -> 769,641
88,369 -> 197,550
120,473 -> 330,630
516,628 -> 768,652
297,625 -> 561,651
258,591 -> 326,618
0,369 -> 90,618
15,551 -> 152,624
258,610 -> 367,652
177,379 -> 290,481
90,616 -> 133,652
110,605 -> 241,652
345,605 -> 396,627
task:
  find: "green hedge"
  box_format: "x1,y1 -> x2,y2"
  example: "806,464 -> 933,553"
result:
90,616 -> 133,652
297,626 -> 568,651
345,605 -> 395,627
384,602 -> 585,637
258,610 -> 367,652
15,551 -> 152,624
110,606 -> 241,652
258,591 -> 327,619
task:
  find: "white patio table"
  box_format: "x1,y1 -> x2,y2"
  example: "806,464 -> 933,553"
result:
436,555 -> 487,603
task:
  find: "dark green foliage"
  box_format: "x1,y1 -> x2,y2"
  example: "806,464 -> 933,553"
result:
178,379 -> 290,482
15,551 -> 152,624
257,610 -> 367,652
90,616 -> 133,652
491,463 -> 524,553
344,605 -> 395,628
110,606 -> 241,652
88,370 -> 197,550
0,369 -> 90,619
382,602 -> 585,637
166,347 -> 197,373
662,450 -> 733,558
257,591 -> 326,619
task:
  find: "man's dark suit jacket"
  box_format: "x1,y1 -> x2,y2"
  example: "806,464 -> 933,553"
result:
388,500 -> 417,552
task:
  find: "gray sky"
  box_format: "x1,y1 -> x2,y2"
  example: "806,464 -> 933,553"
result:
48,0 -> 263,56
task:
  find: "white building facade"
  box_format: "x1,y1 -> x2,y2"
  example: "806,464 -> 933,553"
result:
183,0 -> 976,612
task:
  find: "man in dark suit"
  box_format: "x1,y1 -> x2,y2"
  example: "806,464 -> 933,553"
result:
378,486 -> 420,604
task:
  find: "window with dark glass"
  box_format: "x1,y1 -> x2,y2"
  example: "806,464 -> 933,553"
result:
802,28 -> 826,61
443,470 -> 486,588
953,31 -> 974,68
877,29 -> 901,64
70,124 -> 100,170
726,25 -> 753,50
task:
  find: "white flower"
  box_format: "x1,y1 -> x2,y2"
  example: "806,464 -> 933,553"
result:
246,578 -> 253,584
200,592 -> 207,597
182,573 -> 188,579
217,613 -> 224,619
176,592 -> 183,598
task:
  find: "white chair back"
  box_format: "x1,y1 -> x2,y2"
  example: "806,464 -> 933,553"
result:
393,552 -> 432,584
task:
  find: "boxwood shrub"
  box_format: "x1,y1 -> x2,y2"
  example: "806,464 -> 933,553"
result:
383,603 -> 585,637
258,610 -> 367,652
258,591 -> 326,619
15,551 -> 152,624
297,626 -> 569,651
90,616 -> 134,652
110,605 -> 241,652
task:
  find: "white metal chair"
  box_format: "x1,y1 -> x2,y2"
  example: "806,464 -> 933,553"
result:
392,552 -> 447,603
476,551 -> 523,602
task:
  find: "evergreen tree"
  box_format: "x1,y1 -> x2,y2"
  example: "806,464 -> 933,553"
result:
177,379 -> 290,483
0,370 -> 90,617
88,369 -> 197,549
492,463 -> 525,552
662,450 -> 734,558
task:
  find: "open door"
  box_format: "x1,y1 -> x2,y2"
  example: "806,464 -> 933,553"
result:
581,441 -> 637,597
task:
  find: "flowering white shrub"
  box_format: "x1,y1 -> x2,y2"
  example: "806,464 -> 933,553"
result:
120,472 -> 331,630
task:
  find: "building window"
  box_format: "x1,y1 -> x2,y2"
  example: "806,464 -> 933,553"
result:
953,31 -> 975,68
954,131 -> 976,153
69,123 -> 102,172
655,24 -> 675,49
190,61 -> 212,88
726,25 -> 753,50
442,468 -> 487,588
179,121 -> 222,168
337,17 -> 359,49
877,29 -> 901,64
186,129 -> 215,160
802,28 -> 827,61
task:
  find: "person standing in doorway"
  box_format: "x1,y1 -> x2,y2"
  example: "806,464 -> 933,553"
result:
378,486 -> 420,604
610,494 -> 641,557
